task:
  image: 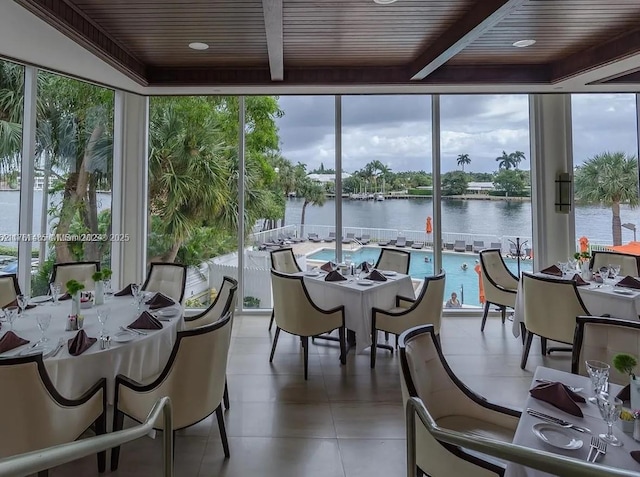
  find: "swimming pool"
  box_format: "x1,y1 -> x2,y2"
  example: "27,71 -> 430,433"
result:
306,247 -> 533,307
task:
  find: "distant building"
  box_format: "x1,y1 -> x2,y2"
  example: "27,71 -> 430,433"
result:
466,182 -> 495,195
307,173 -> 351,184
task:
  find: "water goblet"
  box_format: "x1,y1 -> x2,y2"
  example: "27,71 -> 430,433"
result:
104,279 -> 113,300
5,306 -> 18,331
568,257 -> 578,272
610,264 -> 621,282
35,313 -> 51,343
16,294 -> 29,315
599,266 -> 611,286
97,306 -> 111,338
130,283 -> 140,307
596,392 -> 623,446
586,360 -> 610,403
367,258 -> 375,271
50,283 -> 60,306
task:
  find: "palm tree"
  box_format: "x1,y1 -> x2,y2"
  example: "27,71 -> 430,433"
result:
456,153 -> 471,172
0,62 -> 24,174
297,177 -> 326,237
496,151 -> 514,170
510,150 -> 526,170
574,151 -> 639,246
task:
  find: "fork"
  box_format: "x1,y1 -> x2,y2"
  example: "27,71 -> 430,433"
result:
586,436 -> 598,462
589,437 -> 607,462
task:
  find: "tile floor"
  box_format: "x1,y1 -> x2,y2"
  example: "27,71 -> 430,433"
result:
48,313 -> 573,476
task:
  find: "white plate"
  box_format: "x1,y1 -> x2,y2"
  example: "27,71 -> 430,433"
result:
304,271 -> 320,277
532,423 -> 583,450
156,306 -> 180,318
613,288 -> 635,295
381,270 -> 397,276
30,295 -> 52,304
112,331 -> 136,343
357,279 -> 375,286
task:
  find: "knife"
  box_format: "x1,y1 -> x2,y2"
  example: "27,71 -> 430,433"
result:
526,408 -> 592,433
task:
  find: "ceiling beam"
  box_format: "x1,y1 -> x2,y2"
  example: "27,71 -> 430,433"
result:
551,27 -> 640,82
262,0 -> 283,81
409,0 -> 526,80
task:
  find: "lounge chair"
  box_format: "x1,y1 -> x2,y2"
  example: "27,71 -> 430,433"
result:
360,234 -> 371,245
324,231 -> 336,242
287,234 -> 304,243
453,240 -> 466,252
342,232 -> 355,244
472,240 -> 485,253
378,239 -> 390,246
308,233 -> 322,243
278,234 -> 293,244
411,241 -> 424,249
395,236 -> 407,248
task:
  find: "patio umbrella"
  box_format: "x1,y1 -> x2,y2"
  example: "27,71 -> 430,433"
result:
425,216 -> 432,235
579,236 -> 589,253
610,241 -> 640,256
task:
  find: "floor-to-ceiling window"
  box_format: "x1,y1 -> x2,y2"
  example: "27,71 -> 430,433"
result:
440,95 -> 532,307
572,94 -> 639,251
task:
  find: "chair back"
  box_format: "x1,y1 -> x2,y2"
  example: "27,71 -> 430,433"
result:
591,251 -> 640,277
522,272 -> 589,344
142,262 -> 187,303
270,248 -> 302,273
0,355 -> 104,458
50,261 -> 100,291
400,272 -> 446,334
573,316 -> 640,385
479,249 -> 518,307
184,276 -> 237,330
375,248 -> 410,274
118,312 -> 233,430
0,274 -> 20,308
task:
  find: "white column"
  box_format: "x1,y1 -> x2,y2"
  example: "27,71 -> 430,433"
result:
431,95 -> 442,273
111,91 -> 148,288
529,94 -> 575,271
238,96 -> 245,309
18,66 -> 37,295
335,95 -> 342,262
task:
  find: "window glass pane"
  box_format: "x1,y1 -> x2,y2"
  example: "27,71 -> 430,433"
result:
440,95 -> 532,308
572,94 -> 639,251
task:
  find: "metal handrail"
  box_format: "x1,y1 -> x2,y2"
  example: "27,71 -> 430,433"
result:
406,397 -> 639,477
0,397 -> 173,477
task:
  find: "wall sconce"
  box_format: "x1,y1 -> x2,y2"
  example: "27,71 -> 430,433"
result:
555,172 -> 572,214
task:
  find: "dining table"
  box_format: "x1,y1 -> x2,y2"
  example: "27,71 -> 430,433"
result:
0,293 -> 183,404
512,272 -> 640,338
506,366 -> 640,477
295,270 -> 415,354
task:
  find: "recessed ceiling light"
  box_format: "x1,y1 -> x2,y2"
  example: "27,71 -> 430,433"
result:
189,42 -> 209,50
512,39 -> 536,48
373,0 -> 398,4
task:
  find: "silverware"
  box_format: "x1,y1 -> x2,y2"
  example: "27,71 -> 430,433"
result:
526,408 -> 592,433
590,437 -> 607,462
535,379 -> 583,393
121,325 -> 147,336
46,338 -> 65,358
587,436 -> 598,462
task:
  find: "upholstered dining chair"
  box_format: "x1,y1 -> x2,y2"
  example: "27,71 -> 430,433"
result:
270,270 -> 346,379
0,273 -> 21,308
590,251 -> 640,277
141,262 -> 187,304
572,315 -> 640,386
370,271 -> 445,368
0,354 -> 107,476
520,272 -> 590,369
478,249 -> 518,332
268,248 -> 302,331
375,248 -> 410,274
50,261 -> 100,291
399,324 -> 520,477
111,311 -> 233,470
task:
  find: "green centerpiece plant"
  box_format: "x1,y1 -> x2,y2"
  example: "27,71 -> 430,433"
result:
91,269 -> 111,305
613,353 -> 640,412
66,279 -> 85,316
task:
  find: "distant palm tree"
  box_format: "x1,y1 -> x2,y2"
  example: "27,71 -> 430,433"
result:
298,178 -> 326,237
510,150 -> 526,169
496,151 -> 514,170
575,151 -> 639,246
456,153 -> 471,172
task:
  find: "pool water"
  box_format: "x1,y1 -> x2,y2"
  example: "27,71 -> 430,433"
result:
307,247 -> 533,307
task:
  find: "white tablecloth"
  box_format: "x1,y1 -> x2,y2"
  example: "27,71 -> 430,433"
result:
512,273 -> 640,338
506,367 -> 636,477
0,295 -> 182,403
298,272 -> 415,353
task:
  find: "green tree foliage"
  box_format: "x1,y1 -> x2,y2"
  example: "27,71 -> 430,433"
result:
442,171 -> 469,196
493,169 -> 527,196
456,153 -> 471,172
297,174 -> 326,236
574,151 -> 639,245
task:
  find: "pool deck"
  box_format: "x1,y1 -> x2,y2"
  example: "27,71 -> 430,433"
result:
289,240 -> 485,258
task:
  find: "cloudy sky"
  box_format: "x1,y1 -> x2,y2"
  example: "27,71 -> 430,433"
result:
275,93 -> 638,174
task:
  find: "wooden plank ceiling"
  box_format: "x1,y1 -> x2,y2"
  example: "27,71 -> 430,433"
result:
12,0 -> 640,87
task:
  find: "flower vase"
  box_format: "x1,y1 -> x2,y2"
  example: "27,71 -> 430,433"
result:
71,292 -> 81,316
631,376 -> 640,411
94,281 -> 104,306
580,261 -> 592,281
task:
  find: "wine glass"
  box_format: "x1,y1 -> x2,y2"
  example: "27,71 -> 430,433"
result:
130,283 -> 140,308
596,393 -> 623,446
568,257 -> 578,273
5,306 -> 18,331
367,257 -> 375,272
97,306 -> 111,337
16,294 -> 29,315
35,313 -> 51,343
586,360 -> 610,403
610,264 -> 621,282
104,279 -> 112,300
599,266 -> 611,286
557,261 -> 568,276
50,283 -> 60,306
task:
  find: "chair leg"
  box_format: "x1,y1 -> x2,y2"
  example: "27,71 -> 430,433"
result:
371,328 -> 378,369
480,302 -> 490,331
520,322 -> 526,345
223,376 -> 230,410
215,404 -> 230,458
95,411 -> 107,473
269,327 -> 281,362
540,337 -> 547,355
111,410 -> 125,471
268,309 -> 274,331
384,331 -> 389,342
303,336 -> 309,380
338,327 -> 346,365
501,307 -> 507,324
38,472 -> 48,477
395,334 -> 398,349
521,331 -> 534,369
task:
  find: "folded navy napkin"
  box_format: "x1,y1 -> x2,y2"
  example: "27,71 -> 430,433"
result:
58,292 -> 72,301
324,270 -> 347,282
630,451 -> 640,464
616,275 -> 640,290
115,284 -> 134,296
0,331 -> 29,354
529,381 -> 584,417
617,384 -> 631,402
366,270 -> 388,282
68,330 -> 96,356
359,261 -> 371,273
145,292 -> 174,309
540,265 -> 563,277
129,311 -> 163,330
571,274 -> 589,286
320,261 -> 336,272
